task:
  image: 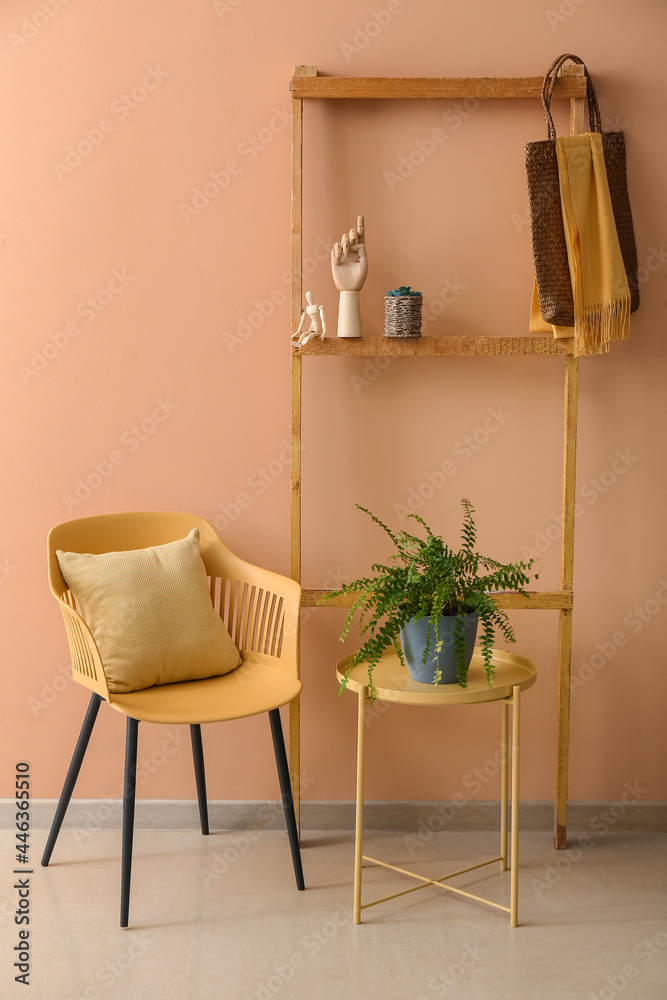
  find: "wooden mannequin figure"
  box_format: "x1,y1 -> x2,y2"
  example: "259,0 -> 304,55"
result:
291,290 -> 327,348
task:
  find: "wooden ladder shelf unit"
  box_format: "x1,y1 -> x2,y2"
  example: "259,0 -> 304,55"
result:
290,64 -> 587,849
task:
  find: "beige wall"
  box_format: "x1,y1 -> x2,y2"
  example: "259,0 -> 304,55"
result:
2,0 -> 665,805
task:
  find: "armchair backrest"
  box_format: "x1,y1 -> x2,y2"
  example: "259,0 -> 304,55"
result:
47,512 -> 301,696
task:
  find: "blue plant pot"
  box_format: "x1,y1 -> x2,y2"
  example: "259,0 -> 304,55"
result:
399,612 -> 479,684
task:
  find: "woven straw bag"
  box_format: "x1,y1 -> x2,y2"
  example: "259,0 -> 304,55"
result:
526,54 -> 639,327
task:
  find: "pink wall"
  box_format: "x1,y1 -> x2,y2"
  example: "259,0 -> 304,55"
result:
2,0 -> 665,806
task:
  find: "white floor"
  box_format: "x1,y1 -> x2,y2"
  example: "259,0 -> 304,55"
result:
2,828 -> 666,999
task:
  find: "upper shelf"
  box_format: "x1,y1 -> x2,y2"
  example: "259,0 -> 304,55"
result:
290,74 -> 587,101
294,336 -> 573,357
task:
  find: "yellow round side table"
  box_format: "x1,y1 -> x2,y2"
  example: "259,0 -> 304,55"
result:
336,646 -> 537,928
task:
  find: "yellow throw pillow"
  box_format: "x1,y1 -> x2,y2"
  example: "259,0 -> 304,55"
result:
56,529 -> 242,693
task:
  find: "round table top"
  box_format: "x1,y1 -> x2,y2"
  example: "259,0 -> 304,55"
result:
336,647 -> 536,706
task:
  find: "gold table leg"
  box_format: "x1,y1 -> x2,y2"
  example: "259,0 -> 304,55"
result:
351,681 -> 523,927
510,684 -> 521,927
500,699 -> 509,871
353,685 -> 366,925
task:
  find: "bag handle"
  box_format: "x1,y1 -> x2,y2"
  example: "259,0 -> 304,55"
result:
541,53 -> 602,139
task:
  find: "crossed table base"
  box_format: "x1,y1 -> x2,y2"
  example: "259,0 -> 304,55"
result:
336,647 -> 537,928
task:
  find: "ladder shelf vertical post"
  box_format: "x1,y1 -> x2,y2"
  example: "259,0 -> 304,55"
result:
555,63 -> 584,848
290,65 -> 317,830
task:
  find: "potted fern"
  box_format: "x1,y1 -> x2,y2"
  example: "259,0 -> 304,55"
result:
324,499 -> 536,699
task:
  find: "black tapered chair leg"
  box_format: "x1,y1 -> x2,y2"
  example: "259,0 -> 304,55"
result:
120,717 -> 139,928
268,708 -> 305,890
41,693 -> 103,867
190,724 -> 209,836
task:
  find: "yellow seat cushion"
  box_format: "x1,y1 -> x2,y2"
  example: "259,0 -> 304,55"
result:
108,661 -> 303,724
56,529 -> 241,693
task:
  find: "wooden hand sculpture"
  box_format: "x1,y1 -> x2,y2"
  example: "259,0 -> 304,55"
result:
331,215 -> 367,337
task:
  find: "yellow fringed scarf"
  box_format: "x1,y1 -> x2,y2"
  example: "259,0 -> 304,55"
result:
530,132 -> 630,356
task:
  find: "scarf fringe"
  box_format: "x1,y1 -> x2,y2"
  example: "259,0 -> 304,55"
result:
574,295 -> 630,357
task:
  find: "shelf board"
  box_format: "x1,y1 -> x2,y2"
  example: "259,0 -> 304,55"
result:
290,75 -> 587,101
294,336 -> 573,357
302,590 -> 574,611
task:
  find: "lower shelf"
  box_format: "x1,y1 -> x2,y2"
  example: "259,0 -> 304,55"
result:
304,589 -> 573,610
